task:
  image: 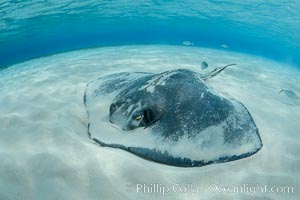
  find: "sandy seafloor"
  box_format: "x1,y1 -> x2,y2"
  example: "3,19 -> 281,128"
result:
0,45 -> 299,200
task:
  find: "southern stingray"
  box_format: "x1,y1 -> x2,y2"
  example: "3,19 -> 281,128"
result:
84,64 -> 263,167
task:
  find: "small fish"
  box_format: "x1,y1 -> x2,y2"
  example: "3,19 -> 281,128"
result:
221,44 -> 229,49
201,61 -> 209,70
182,41 -> 194,46
279,88 -> 298,100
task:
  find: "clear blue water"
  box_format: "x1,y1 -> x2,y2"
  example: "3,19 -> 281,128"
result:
0,0 -> 300,68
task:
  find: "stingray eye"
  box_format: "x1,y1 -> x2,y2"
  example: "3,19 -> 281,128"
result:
110,103 -> 117,114
133,114 -> 142,121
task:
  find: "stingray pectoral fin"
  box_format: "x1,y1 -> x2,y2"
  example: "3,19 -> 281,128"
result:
84,72 -> 152,105
84,71 -> 152,109
128,147 -> 212,167
202,63 -> 236,80
128,147 -> 261,167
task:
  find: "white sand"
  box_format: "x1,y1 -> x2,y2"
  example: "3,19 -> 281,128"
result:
0,45 -> 299,200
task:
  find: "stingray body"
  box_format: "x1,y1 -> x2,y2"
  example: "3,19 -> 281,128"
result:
84,68 -> 262,167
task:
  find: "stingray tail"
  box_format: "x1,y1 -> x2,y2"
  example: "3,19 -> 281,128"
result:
202,63 -> 236,80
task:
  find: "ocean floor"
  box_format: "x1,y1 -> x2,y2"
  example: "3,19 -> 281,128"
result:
0,45 -> 299,200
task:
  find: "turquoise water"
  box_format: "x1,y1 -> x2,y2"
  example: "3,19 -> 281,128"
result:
1,2 -> 300,199
0,0 -> 300,68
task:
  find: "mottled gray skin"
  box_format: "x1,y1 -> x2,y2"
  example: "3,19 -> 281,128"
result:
109,69 -> 256,144
85,68 -> 262,167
